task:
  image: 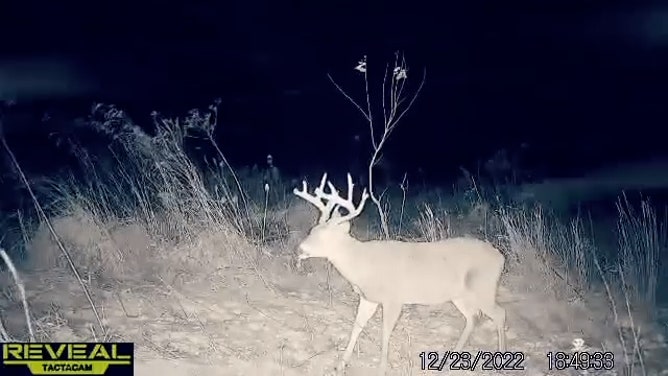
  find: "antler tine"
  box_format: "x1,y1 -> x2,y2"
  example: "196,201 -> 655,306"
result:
293,173 -> 328,212
293,173 -> 339,223
317,172 -> 328,193
315,172 -> 369,225
330,185 -> 369,224
346,173 -> 354,200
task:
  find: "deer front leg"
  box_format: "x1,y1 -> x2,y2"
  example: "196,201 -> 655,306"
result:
335,296 -> 378,373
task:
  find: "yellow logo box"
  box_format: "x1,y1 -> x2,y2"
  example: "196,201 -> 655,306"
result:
1,343 -> 134,375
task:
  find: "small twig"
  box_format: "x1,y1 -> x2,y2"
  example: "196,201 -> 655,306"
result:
592,255 -> 630,370
279,340 -> 286,376
262,184 -> 270,243
0,317 -> 11,341
399,173 -> 408,234
115,292 -> 139,318
0,248 -> 35,342
326,73 -> 371,122
88,323 -> 98,342
327,263 -> 333,307
618,266 -> 646,375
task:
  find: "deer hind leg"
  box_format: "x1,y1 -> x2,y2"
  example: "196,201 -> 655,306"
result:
379,302 -> 402,375
337,296 -> 378,372
451,298 -> 478,352
480,303 -> 506,352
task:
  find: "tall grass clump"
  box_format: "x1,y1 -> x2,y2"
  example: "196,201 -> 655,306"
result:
499,195 -> 665,374
8,101 -> 274,294
616,195 -> 664,315
86,104 -> 240,234
404,173 -> 665,374
497,203 -> 596,299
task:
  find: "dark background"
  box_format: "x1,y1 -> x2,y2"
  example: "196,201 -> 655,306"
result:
1,0 -> 667,182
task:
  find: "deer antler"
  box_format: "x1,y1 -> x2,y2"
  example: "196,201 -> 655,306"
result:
314,173 -> 369,225
293,173 -> 369,225
293,173 -> 338,224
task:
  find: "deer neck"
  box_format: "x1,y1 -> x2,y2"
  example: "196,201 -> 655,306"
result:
325,234 -> 364,271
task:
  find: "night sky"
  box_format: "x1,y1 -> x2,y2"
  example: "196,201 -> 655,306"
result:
1,0 -> 667,181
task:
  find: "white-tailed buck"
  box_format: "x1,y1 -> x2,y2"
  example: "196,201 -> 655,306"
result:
294,173 -> 507,375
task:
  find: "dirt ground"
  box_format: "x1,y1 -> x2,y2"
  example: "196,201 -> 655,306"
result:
8,256 -> 665,376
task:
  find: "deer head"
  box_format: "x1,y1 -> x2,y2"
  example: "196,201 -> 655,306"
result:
293,173 -> 369,260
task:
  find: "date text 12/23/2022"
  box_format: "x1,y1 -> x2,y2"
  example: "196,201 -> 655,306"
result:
419,351 -> 525,371
420,351 -> 615,372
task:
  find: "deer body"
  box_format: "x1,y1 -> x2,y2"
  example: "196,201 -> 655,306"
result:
306,237 -> 502,305
294,173 -> 506,375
